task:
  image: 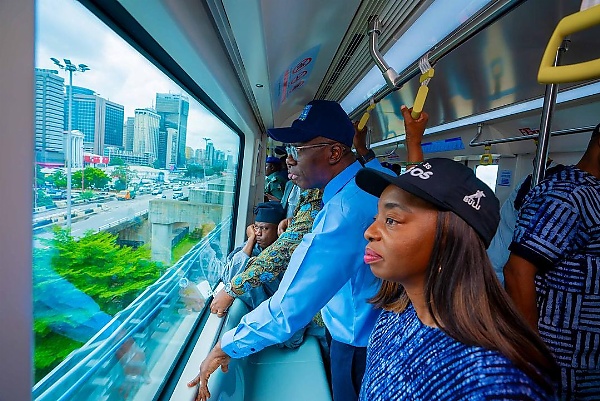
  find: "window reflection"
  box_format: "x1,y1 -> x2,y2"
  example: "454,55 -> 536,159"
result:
33,0 -> 239,396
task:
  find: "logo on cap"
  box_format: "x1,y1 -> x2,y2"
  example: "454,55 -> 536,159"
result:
463,190 -> 486,210
298,105 -> 312,121
409,162 -> 433,180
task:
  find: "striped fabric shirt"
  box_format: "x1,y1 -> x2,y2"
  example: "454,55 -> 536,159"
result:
510,165 -> 600,399
360,305 -> 553,400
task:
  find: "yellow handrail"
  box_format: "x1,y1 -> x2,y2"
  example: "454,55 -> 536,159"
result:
357,103 -> 376,130
538,4 -> 600,83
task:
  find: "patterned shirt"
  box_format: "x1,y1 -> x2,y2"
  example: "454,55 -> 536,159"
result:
360,305 -> 554,401
221,160 -> 382,358
510,165 -> 600,398
230,188 -> 323,295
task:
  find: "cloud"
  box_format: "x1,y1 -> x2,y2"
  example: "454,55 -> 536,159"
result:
36,0 -> 240,156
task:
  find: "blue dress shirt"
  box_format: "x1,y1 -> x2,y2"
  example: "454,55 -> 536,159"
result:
221,160 -> 381,357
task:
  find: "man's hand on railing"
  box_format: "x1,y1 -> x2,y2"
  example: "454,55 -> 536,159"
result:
187,341 -> 230,401
210,289 -> 234,318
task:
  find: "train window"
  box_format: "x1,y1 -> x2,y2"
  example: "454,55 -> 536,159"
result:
475,164 -> 499,192
32,0 -> 239,397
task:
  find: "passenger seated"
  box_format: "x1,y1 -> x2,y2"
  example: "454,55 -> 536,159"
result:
504,123 -> 600,399
356,159 -> 558,400
220,202 -> 284,284
212,189 -> 322,314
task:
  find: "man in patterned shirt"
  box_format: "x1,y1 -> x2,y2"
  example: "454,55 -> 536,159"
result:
504,123 -> 600,400
211,188 -> 323,314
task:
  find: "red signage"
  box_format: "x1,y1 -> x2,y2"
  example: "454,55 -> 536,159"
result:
84,154 -> 109,164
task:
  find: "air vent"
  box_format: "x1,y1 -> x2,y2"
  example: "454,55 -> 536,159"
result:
316,0 -> 432,102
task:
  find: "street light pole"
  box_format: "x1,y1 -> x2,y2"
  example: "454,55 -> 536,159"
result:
51,58 -> 90,230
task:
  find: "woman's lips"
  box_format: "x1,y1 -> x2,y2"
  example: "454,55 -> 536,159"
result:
364,248 -> 382,264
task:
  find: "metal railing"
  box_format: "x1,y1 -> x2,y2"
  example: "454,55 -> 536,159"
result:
33,217 -> 231,401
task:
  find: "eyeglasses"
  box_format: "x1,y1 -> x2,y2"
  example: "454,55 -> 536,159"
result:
285,142 -> 335,160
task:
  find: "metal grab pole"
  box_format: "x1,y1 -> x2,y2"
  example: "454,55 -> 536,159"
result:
66,69 -> 73,228
532,40 -> 569,188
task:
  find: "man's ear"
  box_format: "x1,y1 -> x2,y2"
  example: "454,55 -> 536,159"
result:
328,143 -> 346,164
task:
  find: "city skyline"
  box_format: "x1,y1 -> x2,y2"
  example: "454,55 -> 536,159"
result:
35,0 -> 239,154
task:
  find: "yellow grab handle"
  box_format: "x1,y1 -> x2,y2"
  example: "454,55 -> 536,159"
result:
538,4 -> 600,83
480,145 -> 493,165
358,104 -> 376,130
411,86 -> 429,119
480,153 -> 494,165
419,68 -> 435,83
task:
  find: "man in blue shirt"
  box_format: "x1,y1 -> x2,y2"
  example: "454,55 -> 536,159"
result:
188,100 -> 427,401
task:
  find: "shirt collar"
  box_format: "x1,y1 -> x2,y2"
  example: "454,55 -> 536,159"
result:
322,160 -> 362,205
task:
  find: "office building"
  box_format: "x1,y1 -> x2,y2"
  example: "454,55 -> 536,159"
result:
155,93 -> 189,168
35,68 -> 65,166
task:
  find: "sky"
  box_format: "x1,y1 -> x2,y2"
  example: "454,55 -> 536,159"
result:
35,0 -> 239,154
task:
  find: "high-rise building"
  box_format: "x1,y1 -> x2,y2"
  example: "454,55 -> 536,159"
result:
64,86 -> 124,155
205,141 -> 215,166
155,93 -> 189,168
133,108 -> 161,163
124,117 -> 134,152
194,148 -> 203,163
35,68 -> 65,166
165,128 -> 179,168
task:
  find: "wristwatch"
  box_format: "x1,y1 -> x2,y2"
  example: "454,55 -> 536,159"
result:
224,282 -> 237,298
357,149 -> 376,166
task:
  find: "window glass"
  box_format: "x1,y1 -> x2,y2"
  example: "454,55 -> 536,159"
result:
33,0 -> 238,397
475,164 -> 499,192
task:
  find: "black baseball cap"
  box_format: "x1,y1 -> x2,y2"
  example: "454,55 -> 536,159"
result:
356,158 -> 500,247
267,100 -> 354,147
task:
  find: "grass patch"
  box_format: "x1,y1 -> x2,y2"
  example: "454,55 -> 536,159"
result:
172,235 -> 200,263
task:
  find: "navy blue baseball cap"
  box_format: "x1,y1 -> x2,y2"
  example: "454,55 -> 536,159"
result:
254,201 -> 285,224
267,100 -> 355,147
266,156 -> 281,164
356,158 -> 500,247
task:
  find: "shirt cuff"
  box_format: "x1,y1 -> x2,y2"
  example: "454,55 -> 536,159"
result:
220,329 -> 261,359
508,241 -> 554,271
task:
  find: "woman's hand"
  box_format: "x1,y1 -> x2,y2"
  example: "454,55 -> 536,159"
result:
210,289 -> 235,318
187,341 -> 231,401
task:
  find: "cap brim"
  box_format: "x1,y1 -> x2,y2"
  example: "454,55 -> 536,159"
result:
267,126 -> 317,144
356,168 -> 451,211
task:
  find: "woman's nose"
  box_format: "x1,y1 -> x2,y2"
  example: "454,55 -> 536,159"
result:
364,222 -> 378,241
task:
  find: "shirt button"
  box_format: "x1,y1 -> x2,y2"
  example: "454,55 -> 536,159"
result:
251,348 -> 256,352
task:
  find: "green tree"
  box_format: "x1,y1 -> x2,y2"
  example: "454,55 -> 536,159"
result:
185,164 -> 204,178
50,227 -> 163,315
109,157 -> 125,166
111,166 -> 133,191
73,167 -> 110,189
49,170 -> 67,189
